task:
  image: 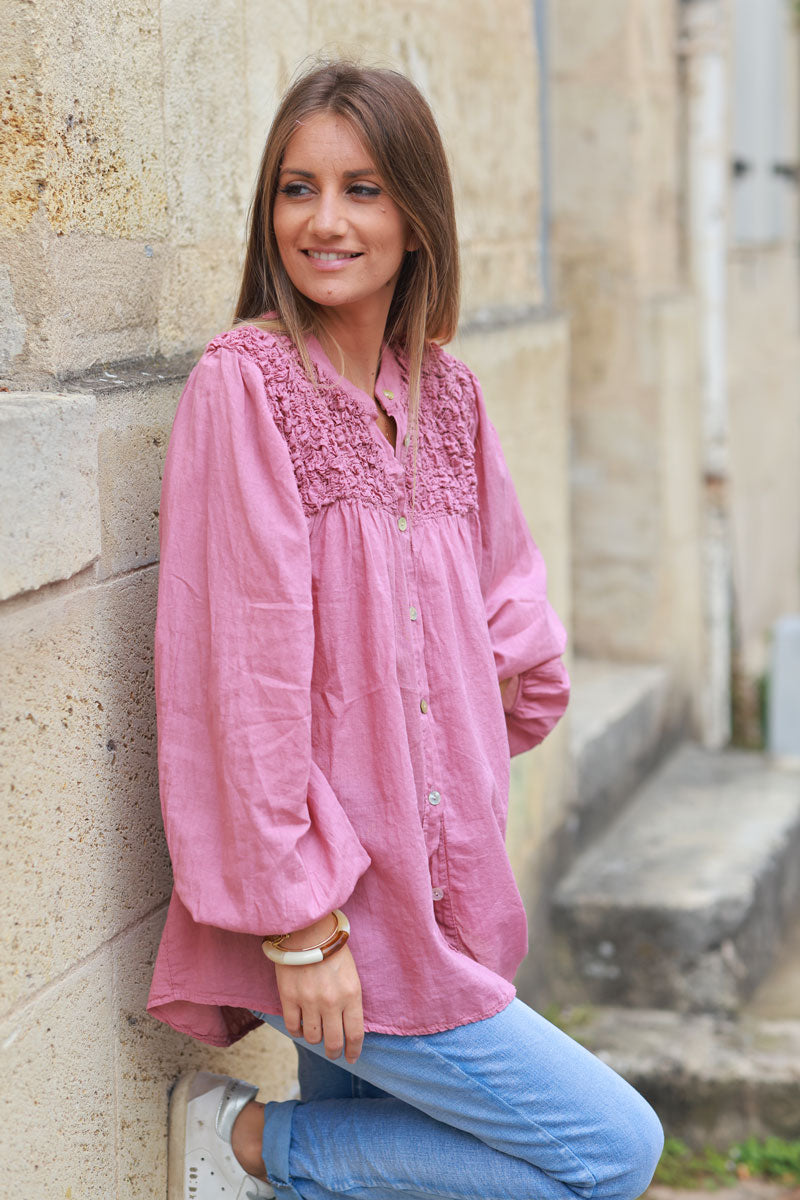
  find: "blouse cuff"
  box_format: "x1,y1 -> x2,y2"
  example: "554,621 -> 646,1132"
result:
505,656 -> 571,757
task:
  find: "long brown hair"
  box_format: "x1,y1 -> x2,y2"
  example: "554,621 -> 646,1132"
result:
230,60 -> 460,441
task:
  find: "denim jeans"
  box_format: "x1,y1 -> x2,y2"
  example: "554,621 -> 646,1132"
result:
251,999 -> 663,1200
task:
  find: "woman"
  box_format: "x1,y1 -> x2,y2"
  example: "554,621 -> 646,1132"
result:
148,60 -> 663,1200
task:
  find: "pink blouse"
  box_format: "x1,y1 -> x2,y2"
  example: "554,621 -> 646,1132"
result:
146,324 -> 569,1046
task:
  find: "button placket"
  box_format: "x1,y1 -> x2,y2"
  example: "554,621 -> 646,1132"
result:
432,821 -> 463,951
374,372 -> 407,460
397,492 -> 444,859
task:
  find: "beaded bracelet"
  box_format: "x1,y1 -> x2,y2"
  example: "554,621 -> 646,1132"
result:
261,909 -> 350,966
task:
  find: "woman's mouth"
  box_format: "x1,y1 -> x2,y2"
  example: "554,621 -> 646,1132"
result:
304,250 -> 362,261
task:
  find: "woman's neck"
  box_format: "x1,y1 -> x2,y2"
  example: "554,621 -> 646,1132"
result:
315,306 -> 389,397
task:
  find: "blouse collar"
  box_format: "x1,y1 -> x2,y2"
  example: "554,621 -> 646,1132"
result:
305,332 -> 407,420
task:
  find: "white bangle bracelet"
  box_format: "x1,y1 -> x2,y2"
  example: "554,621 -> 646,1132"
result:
261,909 -> 350,966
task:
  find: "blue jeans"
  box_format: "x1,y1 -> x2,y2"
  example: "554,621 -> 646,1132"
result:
251,999 -> 663,1200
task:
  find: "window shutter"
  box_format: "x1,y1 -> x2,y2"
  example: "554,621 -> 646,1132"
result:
731,0 -> 795,244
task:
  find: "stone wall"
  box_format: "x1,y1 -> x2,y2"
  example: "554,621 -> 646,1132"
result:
1,0 -> 546,384
550,0 -> 702,693
1,2 -> 571,1194
551,0 -> 800,743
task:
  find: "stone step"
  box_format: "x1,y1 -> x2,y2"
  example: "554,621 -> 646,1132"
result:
562,1004 -> 800,1148
552,744 -> 800,1013
568,658 -> 678,847
744,907 -> 800,1020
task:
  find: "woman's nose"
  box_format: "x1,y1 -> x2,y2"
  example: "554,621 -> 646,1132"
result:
308,191 -> 348,238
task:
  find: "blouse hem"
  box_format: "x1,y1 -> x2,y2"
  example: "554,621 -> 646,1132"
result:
146,986 -> 517,1045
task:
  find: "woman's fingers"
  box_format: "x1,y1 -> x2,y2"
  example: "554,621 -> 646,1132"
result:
300,1010 -> 323,1044
274,946 -> 363,1060
343,996 -> 365,1063
320,1009 -> 345,1060
281,999 -> 304,1039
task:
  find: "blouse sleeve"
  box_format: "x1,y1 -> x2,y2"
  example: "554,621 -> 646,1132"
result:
155,344 -> 371,935
472,373 -> 571,757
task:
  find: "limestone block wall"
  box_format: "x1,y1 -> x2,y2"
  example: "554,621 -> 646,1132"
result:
2,0 -> 545,386
454,315 -> 572,1000
1,2 -> 572,1194
461,319 -> 572,861
0,367 -> 301,1199
551,0 -> 704,709
552,0 -> 800,744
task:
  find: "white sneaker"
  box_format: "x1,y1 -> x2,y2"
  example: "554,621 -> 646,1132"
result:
168,1070 -> 275,1200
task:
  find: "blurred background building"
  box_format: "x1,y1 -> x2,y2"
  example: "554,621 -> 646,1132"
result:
1,0 -> 799,1193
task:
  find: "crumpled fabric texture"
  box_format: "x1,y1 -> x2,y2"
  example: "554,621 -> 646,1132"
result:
147,326 -> 570,1046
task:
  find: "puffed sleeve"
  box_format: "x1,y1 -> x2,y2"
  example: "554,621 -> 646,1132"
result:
472,373 -> 571,757
155,343 -> 371,934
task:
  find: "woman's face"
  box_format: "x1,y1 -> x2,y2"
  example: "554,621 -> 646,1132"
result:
272,112 -> 418,323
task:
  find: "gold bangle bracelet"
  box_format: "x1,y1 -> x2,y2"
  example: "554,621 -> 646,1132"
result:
263,911 -> 339,954
262,910 -> 350,966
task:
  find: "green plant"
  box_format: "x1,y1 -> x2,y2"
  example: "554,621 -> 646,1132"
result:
653,1138 -> 734,1189
731,1136 -> 800,1183
652,1136 -> 800,1191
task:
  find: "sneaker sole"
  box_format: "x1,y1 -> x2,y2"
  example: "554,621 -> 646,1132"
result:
167,1070 -> 199,1200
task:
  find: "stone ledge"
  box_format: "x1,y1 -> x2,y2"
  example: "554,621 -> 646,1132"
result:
553,745 -> 800,1012
56,348 -> 198,395
568,1005 -> 800,1148
568,657 -> 677,845
458,303 -> 559,336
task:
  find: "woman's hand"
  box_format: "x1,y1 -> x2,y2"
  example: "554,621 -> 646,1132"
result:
500,673 -> 521,713
274,918 -> 364,1063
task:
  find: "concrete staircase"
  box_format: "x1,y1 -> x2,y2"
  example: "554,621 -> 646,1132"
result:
568,658 -> 676,849
547,657 -> 800,1145
554,743 -> 800,1012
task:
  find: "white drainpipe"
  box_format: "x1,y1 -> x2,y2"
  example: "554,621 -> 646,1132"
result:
679,0 -> 732,748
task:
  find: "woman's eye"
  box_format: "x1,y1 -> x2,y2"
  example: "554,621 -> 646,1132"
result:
279,182 -> 312,197
349,184 -> 382,197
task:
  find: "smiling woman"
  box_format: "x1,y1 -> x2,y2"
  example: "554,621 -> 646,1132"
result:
272,112 -> 420,389
229,61 -> 460,448
147,58 -> 663,1200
